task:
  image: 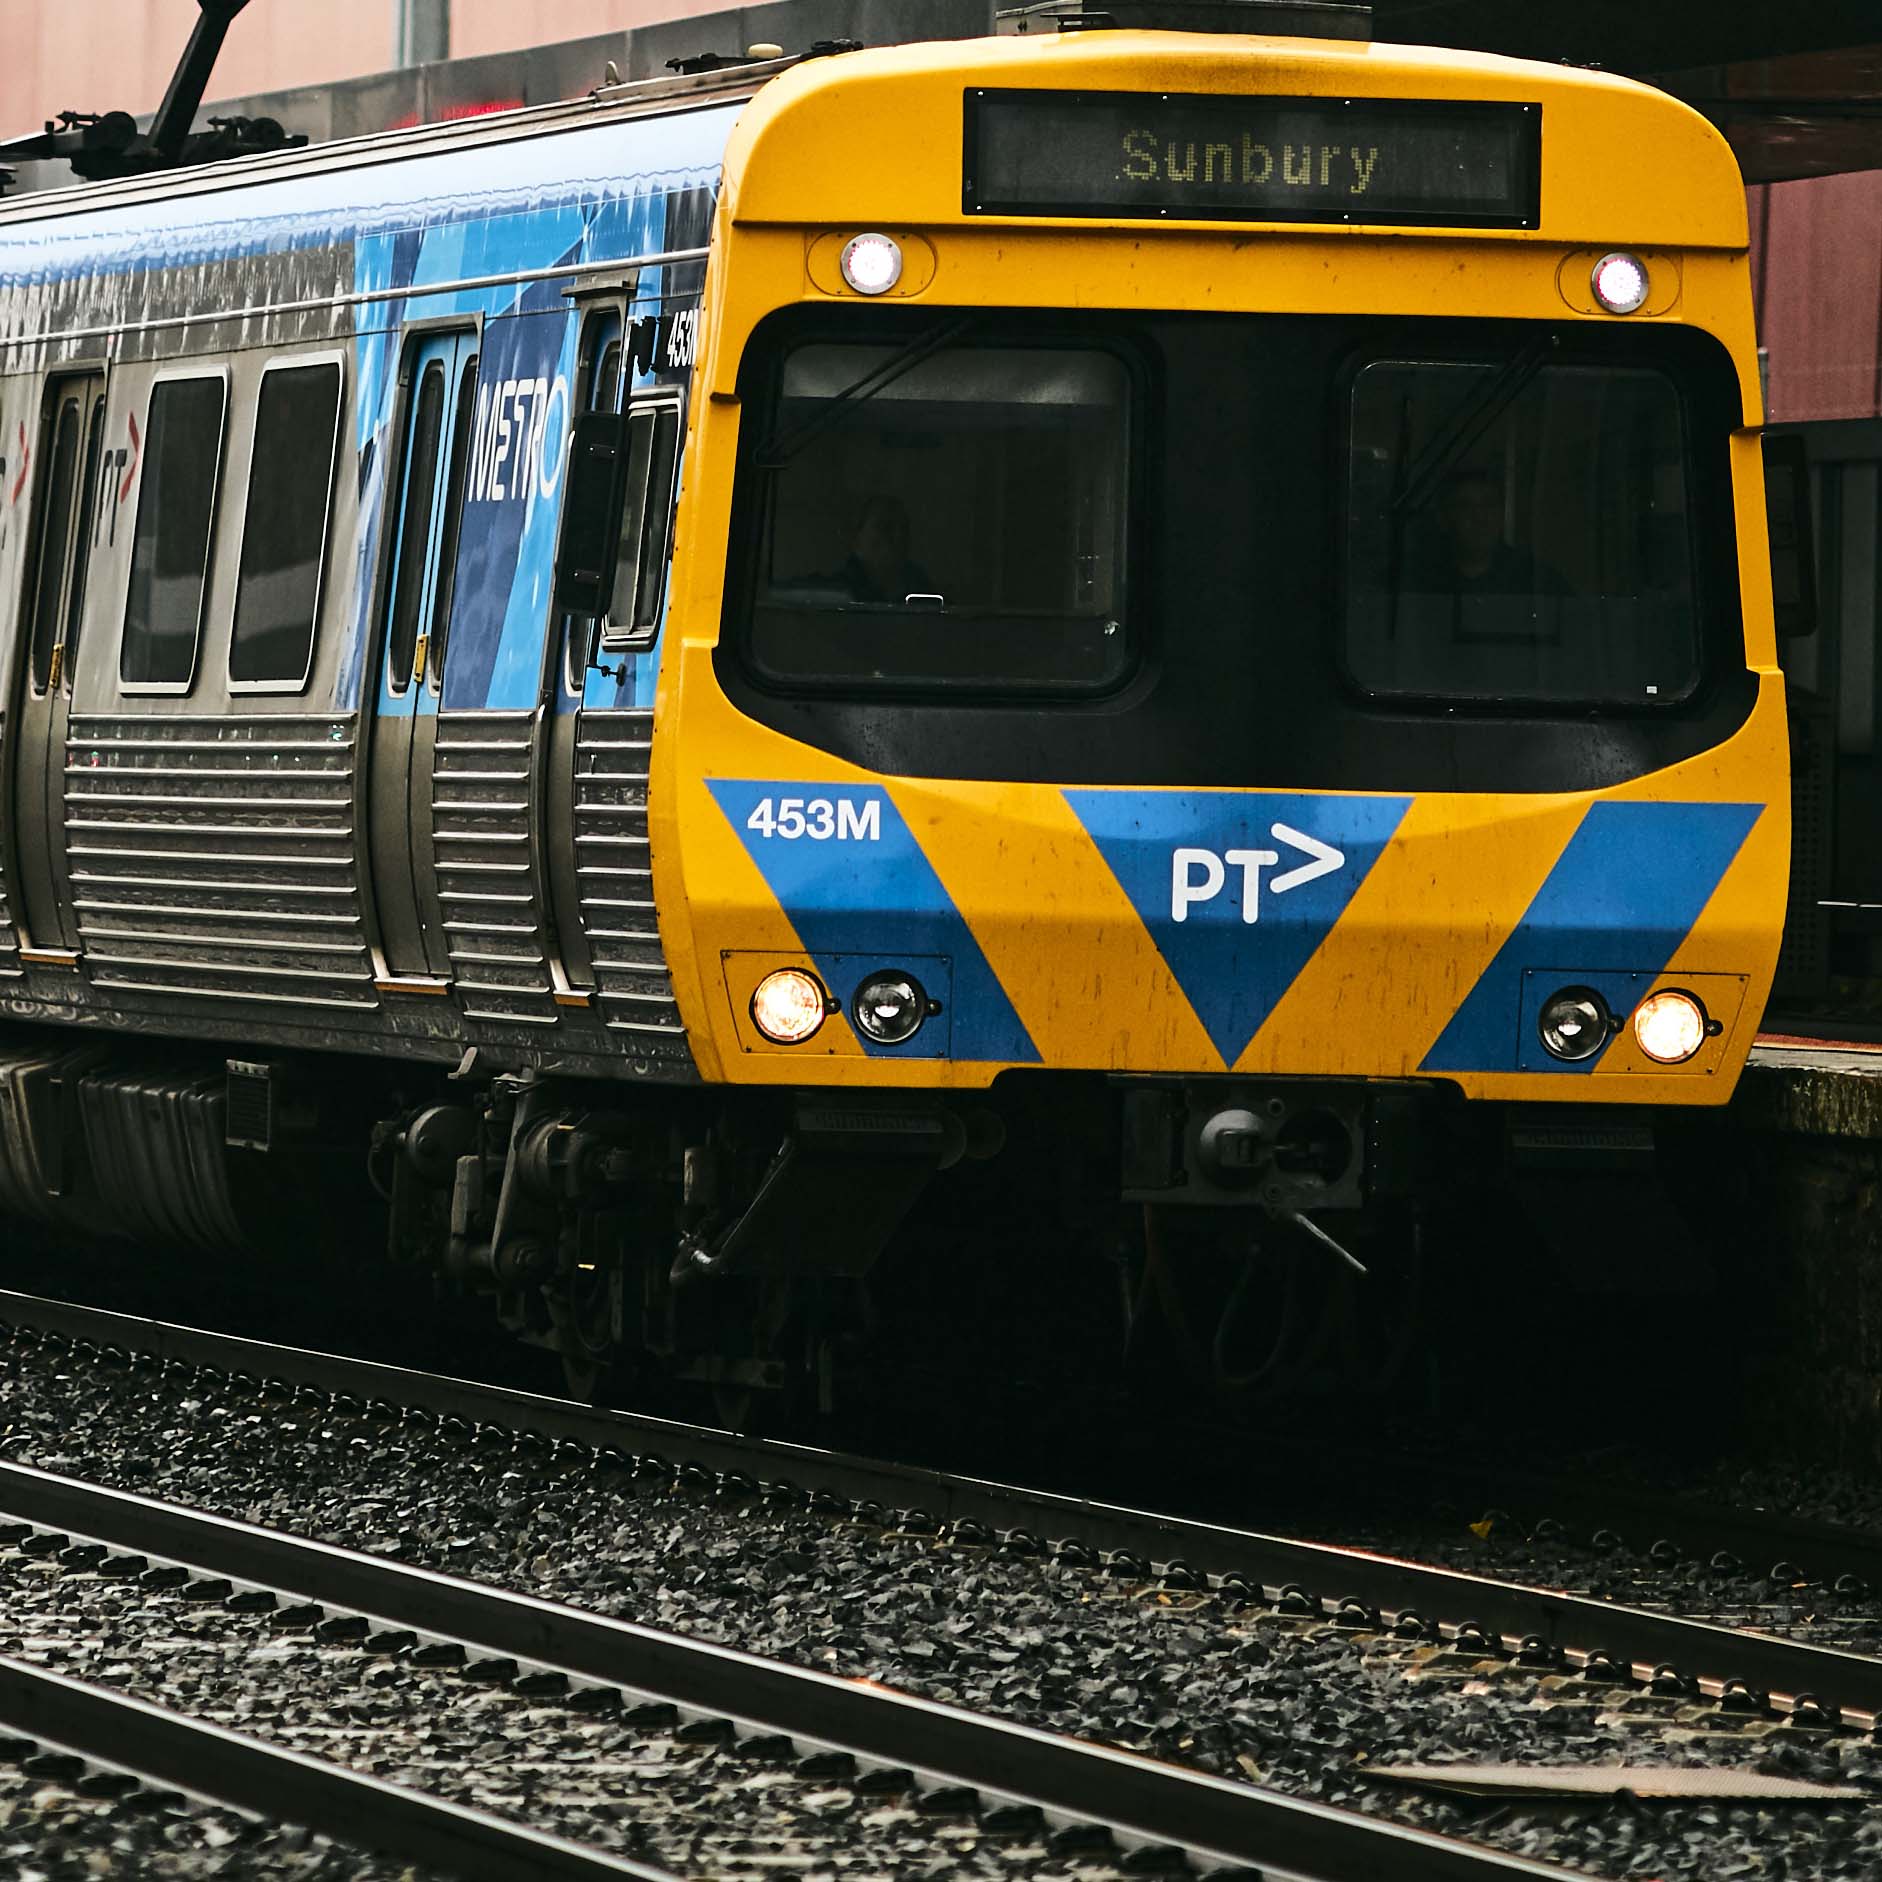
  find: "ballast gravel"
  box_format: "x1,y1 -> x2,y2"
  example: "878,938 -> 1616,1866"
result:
0,1767 -> 427,1882
5,1333 -> 1882,1882
0,1546 -> 1155,1882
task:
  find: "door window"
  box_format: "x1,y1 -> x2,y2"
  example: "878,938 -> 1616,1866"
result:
63,400 -> 106,680
121,374 -> 227,690
563,308 -> 626,692
602,400 -> 683,653
229,359 -> 344,690
385,361 -> 446,693
426,350 -> 479,692
26,396 -> 82,694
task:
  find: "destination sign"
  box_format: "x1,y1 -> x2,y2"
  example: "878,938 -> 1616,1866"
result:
963,91 -> 1538,227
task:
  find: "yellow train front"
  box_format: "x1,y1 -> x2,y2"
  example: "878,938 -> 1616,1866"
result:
646,7 -> 1786,1256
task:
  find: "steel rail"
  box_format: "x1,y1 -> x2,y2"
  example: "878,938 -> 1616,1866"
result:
0,1653 -> 680,1882
1358,1449 -> 1882,1591
0,1459 -> 1577,1882
5,1288 -> 1882,1719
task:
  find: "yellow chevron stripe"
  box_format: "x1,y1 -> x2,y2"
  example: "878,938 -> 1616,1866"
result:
896,778 -> 1222,1071
1239,793 -> 1589,1075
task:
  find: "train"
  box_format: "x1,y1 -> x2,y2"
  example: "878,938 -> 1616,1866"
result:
0,0 -> 1788,1418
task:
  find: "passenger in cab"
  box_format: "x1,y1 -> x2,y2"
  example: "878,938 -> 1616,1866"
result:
1420,468 -> 1565,601
835,495 -> 934,605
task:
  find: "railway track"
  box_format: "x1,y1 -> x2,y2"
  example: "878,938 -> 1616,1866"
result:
1294,1430 -> 1882,1595
4,1286 -> 1882,1731
0,1455 -> 1577,1882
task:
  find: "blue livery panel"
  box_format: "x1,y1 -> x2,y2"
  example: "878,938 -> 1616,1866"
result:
708,779 -> 1038,1064
1422,800 -> 1763,1074
1065,789 -> 1413,1064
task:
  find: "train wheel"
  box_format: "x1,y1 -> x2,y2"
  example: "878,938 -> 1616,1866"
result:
542,1234 -> 637,1404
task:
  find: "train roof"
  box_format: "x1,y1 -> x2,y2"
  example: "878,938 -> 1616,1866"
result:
720,30 -> 1748,249
0,55 -> 785,236
0,25 -> 1746,286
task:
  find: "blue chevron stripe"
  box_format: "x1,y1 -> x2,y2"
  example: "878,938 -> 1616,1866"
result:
709,780 -> 1037,1064
1421,799 -> 1764,1075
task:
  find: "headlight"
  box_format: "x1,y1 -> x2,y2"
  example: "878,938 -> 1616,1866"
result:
839,232 -> 903,296
750,968 -> 828,1045
1591,251 -> 1650,315
1633,988 -> 1708,1064
1538,986 -> 1612,1062
852,969 -> 928,1046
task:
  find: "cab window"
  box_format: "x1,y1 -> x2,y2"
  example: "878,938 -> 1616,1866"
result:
743,335 -> 1132,695
1345,356 -> 1700,706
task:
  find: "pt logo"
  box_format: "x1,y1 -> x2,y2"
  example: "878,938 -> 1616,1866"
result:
1171,824 -> 1344,923
1065,789 -> 1412,1064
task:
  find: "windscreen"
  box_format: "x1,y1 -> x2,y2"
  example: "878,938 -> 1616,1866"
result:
1345,357 -> 1700,705
747,341 -> 1131,693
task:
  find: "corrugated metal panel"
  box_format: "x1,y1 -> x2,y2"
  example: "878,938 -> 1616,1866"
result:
574,708 -> 688,1053
63,713 -> 377,1011
432,710 -> 557,1026
1752,171 -> 1882,423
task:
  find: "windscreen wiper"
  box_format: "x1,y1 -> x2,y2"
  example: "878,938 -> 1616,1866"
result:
1390,331 -> 1557,515
750,314 -> 980,470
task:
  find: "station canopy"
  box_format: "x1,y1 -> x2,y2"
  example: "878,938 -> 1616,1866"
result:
1368,0 -> 1882,182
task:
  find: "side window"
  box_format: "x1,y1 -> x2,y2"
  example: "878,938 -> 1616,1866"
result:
600,399 -> 682,653
121,375 -> 227,690
229,359 -> 343,690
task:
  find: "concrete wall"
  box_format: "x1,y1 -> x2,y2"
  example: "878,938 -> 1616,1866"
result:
1724,1062 -> 1882,1471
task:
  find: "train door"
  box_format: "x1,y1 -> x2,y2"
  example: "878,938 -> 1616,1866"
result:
10,373 -> 105,956
543,302 -> 684,1002
367,330 -> 478,982
543,307 -> 626,998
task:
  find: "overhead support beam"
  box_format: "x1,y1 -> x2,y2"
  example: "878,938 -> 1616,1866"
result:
395,0 -> 451,68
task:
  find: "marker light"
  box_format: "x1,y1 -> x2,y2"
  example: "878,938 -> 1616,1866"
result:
839,232 -> 903,297
1538,986 -> 1612,1062
1633,988 -> 1708,1065
751,968 -> 827,1045
853,970 -> 928,1045
1591,251 -> 1650,315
